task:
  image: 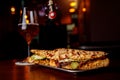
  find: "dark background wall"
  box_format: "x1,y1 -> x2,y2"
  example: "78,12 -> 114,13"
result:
90,0 -> 120,42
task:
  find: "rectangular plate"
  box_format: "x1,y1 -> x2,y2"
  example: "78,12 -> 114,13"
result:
37,64 -> 85,73
35,64 -> 109,75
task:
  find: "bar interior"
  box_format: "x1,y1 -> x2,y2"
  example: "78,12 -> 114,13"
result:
0,0 -> 120,80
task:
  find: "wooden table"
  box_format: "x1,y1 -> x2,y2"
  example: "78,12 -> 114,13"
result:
0,58 -> 120,80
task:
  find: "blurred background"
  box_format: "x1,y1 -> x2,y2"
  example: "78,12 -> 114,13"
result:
0,0 -> 120,59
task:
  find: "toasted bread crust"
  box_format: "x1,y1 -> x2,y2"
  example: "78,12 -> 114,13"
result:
30,48 -> 107,61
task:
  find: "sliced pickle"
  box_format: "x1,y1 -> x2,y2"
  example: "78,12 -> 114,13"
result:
71,61 -> 79,69
31,55 -> 45,60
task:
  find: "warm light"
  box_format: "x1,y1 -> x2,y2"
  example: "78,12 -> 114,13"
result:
25,15 -> 29,23
82,7 -> 86,12
11,7 -> 15,12
25,15 -> 28,19
20,10 -> 22,14
70,1 -> 77,7
11,6 -> 15,14
26,19 -> 29,24
69,8 -> 76,13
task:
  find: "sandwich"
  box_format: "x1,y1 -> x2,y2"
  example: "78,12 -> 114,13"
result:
26,48 -> 109,70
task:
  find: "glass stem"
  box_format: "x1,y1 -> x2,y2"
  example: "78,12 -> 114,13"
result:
28,45 -> 30,57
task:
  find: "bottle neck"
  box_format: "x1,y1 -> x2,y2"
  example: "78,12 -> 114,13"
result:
48,0 -> 57,20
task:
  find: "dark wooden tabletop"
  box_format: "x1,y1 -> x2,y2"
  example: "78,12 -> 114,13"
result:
0,58 -> 120,80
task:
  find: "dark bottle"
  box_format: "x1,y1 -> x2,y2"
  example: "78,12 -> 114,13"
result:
39,0 -> 67,50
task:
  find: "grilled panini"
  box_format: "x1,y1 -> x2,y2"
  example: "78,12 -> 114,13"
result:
26,48 -> 109,70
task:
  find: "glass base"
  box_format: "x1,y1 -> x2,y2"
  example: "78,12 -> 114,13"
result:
15,61 -> 34,66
